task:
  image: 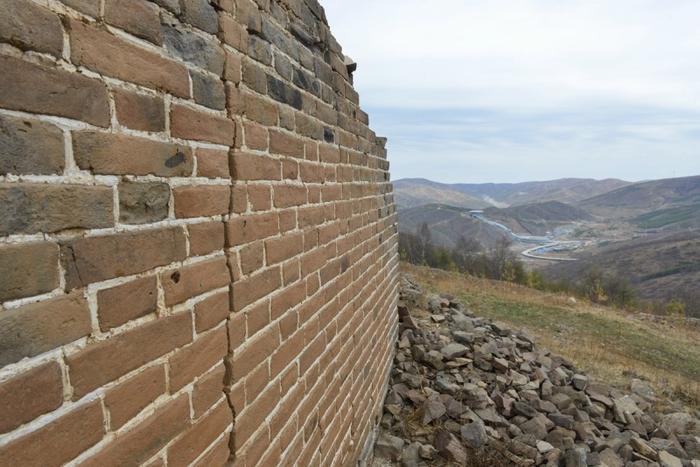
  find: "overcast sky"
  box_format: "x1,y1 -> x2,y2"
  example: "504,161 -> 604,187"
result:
322,0 -> 700,183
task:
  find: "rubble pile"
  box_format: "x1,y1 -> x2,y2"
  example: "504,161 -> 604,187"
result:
373,276 -> 700,467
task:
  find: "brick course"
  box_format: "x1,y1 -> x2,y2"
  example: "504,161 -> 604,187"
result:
0,0 -> 397,465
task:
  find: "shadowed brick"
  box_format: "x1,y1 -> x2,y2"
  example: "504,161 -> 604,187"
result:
0,0 -> 63,56
0,114 -> 65,176
0,241 -> 59,303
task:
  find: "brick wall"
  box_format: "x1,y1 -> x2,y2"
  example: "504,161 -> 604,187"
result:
0,0 -> 398,465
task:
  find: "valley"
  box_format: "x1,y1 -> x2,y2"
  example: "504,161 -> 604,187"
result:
396,175 -> 700,317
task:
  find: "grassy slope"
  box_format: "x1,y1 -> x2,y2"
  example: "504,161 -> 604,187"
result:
402,262 -> 700,408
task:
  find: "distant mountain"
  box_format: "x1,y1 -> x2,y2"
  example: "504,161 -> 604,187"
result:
398,204 -> 508,249
452,178 -> 631,207
393,177 -> 631,209
484,201 -> 594,236
580,175 -> 700,223
393,179 -> 491,209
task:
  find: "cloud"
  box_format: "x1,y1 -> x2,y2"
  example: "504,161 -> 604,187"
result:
321,0 -> 700,182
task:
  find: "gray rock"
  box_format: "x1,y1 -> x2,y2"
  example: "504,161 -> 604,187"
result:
400,442 -> 422,467
598,448 -> 624,467
440,343 -> 468,360
657,451 -> 682,467
434,430 -> 466,464
660,413 -> 694,436
572,374 -> 588,391
461,419 -> 488,448
564,447 -> 587,467
630,437 -> 658,460
375,433 -> 405,461
119,182 -> 170,225
422,398 -> 446,424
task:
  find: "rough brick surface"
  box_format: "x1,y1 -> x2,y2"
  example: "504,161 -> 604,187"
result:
0,0 -> 397,464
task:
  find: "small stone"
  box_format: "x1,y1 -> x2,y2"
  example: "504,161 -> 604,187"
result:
422,398 -> 446,424
418,443 -> 437,460
564,447 -> 587,467
431,314 -> 446,323
630,437 -> 657,460
537,440 -> 555,454
440,343 -> 468,360
657,451 -> 682,467
434,430 -> 466,464
660,412 -> 694,436
572,374 -> 588,391
375,433 -> 405,461
493,357 -> 510,372
460,420 -> 487,449
598,448 -> 624,467
630,379 -> 655,399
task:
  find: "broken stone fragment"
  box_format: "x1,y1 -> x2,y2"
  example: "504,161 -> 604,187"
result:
433,430 -> 466,464
572,374 -> 588,391
422,398 -> 446,424
461,419 -> 487,449
440,342 -> 468,360
375,433 -> 405,461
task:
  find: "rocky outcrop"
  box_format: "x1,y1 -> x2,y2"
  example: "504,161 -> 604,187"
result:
373,276 -> 700,466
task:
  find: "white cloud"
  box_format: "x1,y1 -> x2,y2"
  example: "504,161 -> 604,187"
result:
321,0 -> 700,182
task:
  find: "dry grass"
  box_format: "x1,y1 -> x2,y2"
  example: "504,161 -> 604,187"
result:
402,263 -> 700,409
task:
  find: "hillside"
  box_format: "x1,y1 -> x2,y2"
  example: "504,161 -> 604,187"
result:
543,230 -> 700,315
398,204 -> 509,249
580,175 -> 700,221
484,201 -> 593,236
394,179 -> 491,209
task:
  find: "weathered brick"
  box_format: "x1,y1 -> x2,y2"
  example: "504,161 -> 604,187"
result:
0,241 -> 59,303
113,89 -> 165,132
267,74 -> 303,110
168,401 -> 232,467
244,92 -> 278,126
226,212 -> 279,246
192,433 -> 231,467
266,232 -> 304,265
231,324 -> 278,380
235,382 -> 280,448
247,184 -> 272,211
0,401 -> 105,467
0,292 -> 90,367
180,0 -> 219,34
231,151 -> 281,180
97,276 -> 158,331
245,300 -> 270,336
220,14 -> 248,52
73,131 -> 193,177
104,0 -> 162,44
0,183 -> 113,236
188,221 -> 226,257
67,312 -> 192,398
273,184 -> 307,208
161,257 -> 230,306
70,19 -> 189,97
171,104 -> 235,145
61,227 -> 187,289
232,266 -> 280,311
243,121 -> 269,150
0,0 -> 63,56
118,181 -> 170,225
195,290 -> 230,333
104,365 -> 167,429
0,114 -> 64,176
169,326 -> 228,391
0,55 -> 110,127
239,241 -> 264,275
192,70 -> 227,110
192,363 -> 226,417
0,361 -> 63,434
225,50 -> 242,83
79,396 -> 189,467
173,185 -> 230,218
270,130 -> 304,158
197,148 -> 230,179
62,0 -> 100,15
162,19 -> 225,75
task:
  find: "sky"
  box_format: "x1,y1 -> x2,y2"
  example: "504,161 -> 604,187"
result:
321,0 -> 700,183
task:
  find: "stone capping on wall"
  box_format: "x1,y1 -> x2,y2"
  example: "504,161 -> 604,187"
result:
0,0 -> 398,465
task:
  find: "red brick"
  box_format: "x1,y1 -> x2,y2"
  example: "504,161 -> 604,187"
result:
245,361 -> 270,405
243,121 -> 268,150
161,257 -> 230,306
168,401 -> 232,467
0,361 -> 63,434
247,184 -> 272,211
232,267 -> 281,312
225,50 -> 242,83
79,396 -> 189,467
192,433 -> 231,467
273,185 -> 307,208
70,19 -> 189,97
265,232 -> 304,265
227,311 -> 246,352
192,364 -> 226,418
244,92 -> 278,126
168,326 -> 228,392
270,281 -> 306,320
0,241 -> 59,302
231,151 -> 281,181
219,14 -> 248,52
283,158 -> 299,180
0,401 -> 105,467
197,148 -> 230,179
0,55 -> 110,127
104,365 -> 166,429
67,312 -> 193,398
270,130 -> 304,158
62,0 -> 100,15
319,144 -> 341,163
231,325 -> 278,380
97,276 -> 157,331
61,227 -> 187,290
188,221 -> 226,257
226,212 -> 279,246
0,292 -> 90,367
245,300 -> 270,336
195,290 -> 230,333
173,185 -> 230,218
0,0 -> 63,56
235,382 -> 280,449
114,88 -> 165,132
104,0 -> 161,44
73,131 -> 193,177
270,331 -> 304,377
239,241 -> 264,275
171,105 -> 235,145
